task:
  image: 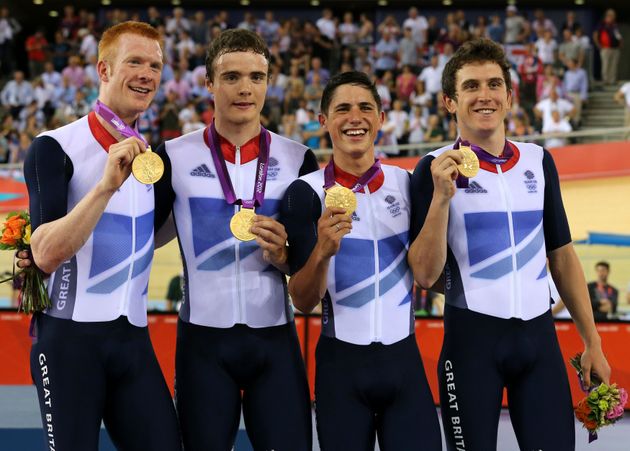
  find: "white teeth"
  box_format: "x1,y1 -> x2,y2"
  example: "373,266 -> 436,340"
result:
344,129 -> 366,136
130,87 -> 150,93
477,109 -> 494,114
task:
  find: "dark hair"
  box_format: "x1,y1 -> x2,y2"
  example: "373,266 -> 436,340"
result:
205,29 -> 270,82
441,38 -> 512,101
595,261 -> 610,270
320,71 -> 381,115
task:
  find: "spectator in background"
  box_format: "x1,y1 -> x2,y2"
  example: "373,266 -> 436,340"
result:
614,80 -> 630,138
419,54 -> 443,98
50,30 -> 71,72
78,27 -> 98,62
588,261 -> 618,321
0,6 -> 21,77
338,12 -> 358,49
159,90 -> 182,140
593,8 -> 622,85
519,43 -> 543,122
542,109 -> 572,148
357,13 -> 374,47
258,11 -> 281,47
531,9 -> 558,39
304,72 -> 324,112
166,7 -> 191,35
316,8 -> 336,42
41,61 -> 62,91
403,6 -> 428,50
189,11 -> 208,45
301,108 -> 323,149
398,27 -> 419,73
25,28 -> 48,78
562,11 -> 581,34
61,55 -> 86,90
563,58 -> 588,127
374,29 -> 399,76
487,14 -> 504,43
237,12 -> 258,33
534,87 -> 575,131
504,5 -> 528,45
306,56 -> 330,85
165,273 -> 184,312
377,14 -> 401,40
408,105 -> 426,144
535,29 -> 558,67
1,70 -> 33,118
423,113 -> 445,143
558,28 -> 583,70
396,64 -> 417,106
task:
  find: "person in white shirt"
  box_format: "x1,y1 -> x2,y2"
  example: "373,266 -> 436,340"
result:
542,110 -> 572,148
534,88 -> 575,130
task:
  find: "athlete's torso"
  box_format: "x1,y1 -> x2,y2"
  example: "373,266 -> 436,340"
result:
166,128 -> 310,328
38,113 -> 155,326
300,165 -> 415,345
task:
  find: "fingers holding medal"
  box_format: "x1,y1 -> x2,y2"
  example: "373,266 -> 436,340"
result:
230,208 -> 257,241
324,185 -> 357,217
317,207 -> 352,258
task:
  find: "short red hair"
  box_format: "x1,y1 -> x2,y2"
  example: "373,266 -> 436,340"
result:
98,21 -> 163,64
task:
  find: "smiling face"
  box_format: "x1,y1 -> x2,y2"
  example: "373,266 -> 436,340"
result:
443,61 -> 511,145
320,83 -> 384,162
98,33 -> 163,124
206,51 -> 269,132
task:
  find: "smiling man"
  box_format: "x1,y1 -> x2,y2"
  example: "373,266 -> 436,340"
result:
281,71 -> 441,451
153,29 -> 317,450
24,22 -> 181,450
408,38 -> 610,451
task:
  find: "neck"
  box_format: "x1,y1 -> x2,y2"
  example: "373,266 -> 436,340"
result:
214,117 -> 261,147
461,130 -> 506,157
333,149 -> 375,176
95,98 -> 137,141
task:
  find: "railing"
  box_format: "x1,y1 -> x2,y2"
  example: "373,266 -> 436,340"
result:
311,126 -> 630,159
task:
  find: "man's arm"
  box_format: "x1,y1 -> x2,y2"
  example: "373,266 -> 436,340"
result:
542,149 -> 610,385
548,244 -> 610,385
29,135 -> 147,274
280,179 -> 351,313
408,150 -> 462,288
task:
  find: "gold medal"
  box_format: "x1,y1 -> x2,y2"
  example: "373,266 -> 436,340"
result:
324,185 -> 357,216
457,146 -> 479,178
132,148 -> 164,184
230,207 -> 256,241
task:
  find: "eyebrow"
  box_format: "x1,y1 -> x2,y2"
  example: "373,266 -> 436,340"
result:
220,70 -> 268,77
461,77 -> 504,87
333,101 -> 375,110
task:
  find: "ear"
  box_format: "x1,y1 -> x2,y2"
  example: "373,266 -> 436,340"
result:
443,94 -> 457,114
318,112 -> 327,129
97,60 -> 109,83
506,89 -> 513,111
205,77 -> 213,94
378,110 -> 385,128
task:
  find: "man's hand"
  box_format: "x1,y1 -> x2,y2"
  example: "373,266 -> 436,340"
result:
430,150 -> 463,203
598,298 -> 613,313
315,207 -> 352,259
251,215 -> 289,267
99,137 -> 146,193
580,343 -> 611,386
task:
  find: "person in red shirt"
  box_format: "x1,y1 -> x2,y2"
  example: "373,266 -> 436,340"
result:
593,8 -> 622,85
587,261 -> 619,321
25,29 -> 48,78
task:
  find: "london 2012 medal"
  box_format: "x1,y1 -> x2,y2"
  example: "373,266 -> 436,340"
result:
324,185 -> 357,216
457,146 -> 479,178
132,148 -> 164,184
230,208 -> 256,241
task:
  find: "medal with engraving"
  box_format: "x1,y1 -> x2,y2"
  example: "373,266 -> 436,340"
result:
207,122 -> 271,241
324,185 -> 358,216
132,148 -> 164,184
229,207 -> 257,241
322,158 -> 382,217
457,146 -> 479,179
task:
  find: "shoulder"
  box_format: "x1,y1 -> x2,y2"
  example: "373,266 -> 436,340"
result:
269,130 -> 309,153
165,127 -> 205,151
39,115 -> 89,148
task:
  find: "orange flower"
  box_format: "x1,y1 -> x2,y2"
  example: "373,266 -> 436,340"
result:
0,215 -> 26,247
575,398 -> 592,422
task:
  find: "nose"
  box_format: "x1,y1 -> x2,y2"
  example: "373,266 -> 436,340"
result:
138,64 -> 155,82
348,105 -> 362,123
238,78 -> 252,96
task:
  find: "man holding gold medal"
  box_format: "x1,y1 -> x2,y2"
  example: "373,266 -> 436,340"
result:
280,71 -> 442,450
152,29 -> 317,450
408,38 -> 610,451
23,22 -> 181,450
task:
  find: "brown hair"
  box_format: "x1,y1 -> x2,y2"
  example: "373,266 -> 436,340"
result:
442,38 -> 512,101
205,28 -> 270,82
98,21 -> 163,64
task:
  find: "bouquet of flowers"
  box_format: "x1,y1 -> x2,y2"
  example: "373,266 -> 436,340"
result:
0,211 -> 50,314
570,353 -> 627,442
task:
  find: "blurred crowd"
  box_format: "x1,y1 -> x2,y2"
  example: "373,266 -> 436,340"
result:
0,5 -> 621,164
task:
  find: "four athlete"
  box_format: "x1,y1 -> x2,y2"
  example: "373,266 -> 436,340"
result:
23,19 -> 610,451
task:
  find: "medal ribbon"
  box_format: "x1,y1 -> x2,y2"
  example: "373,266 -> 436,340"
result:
323,157 -> 382,192
94,100 -> 147,146
206,121 -> 271,209
454,138 -> 513,188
